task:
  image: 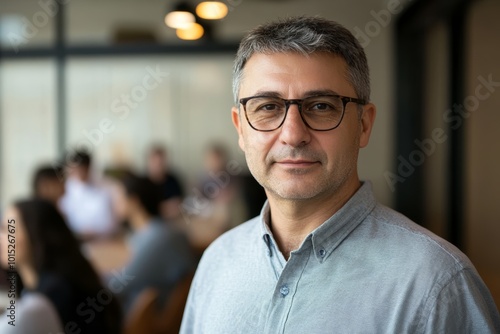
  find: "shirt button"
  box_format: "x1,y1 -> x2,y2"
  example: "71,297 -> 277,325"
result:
319,249 -> 326,257
280,285 -> 289,297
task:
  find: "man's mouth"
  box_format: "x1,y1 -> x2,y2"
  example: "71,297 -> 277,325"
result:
275,159 -> 319,168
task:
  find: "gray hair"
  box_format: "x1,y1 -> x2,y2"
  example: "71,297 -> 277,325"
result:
232,16 -> 370,105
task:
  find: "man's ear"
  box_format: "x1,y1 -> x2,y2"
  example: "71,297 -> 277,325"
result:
232,106 -> 245,152
359,103 -> 376,148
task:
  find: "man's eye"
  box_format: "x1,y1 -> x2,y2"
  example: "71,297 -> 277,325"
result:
308,100 -> 341,111
257,104 -> 280,111
311,103 -> 331,110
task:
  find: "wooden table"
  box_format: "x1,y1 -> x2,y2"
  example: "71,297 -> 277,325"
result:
82,235 -> 130,276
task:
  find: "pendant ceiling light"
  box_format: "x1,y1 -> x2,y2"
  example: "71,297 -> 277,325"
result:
196,1 -> 228,20
176,22 -> 205,40
165,2 -> 196,29
165,1 -> 220,41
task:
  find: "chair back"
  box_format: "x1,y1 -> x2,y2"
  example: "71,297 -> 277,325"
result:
123,271 -> 195,334
158,271 -> 195,334
123,288 -> 160,334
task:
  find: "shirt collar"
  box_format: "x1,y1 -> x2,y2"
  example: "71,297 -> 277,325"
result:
260,181 -> 377,263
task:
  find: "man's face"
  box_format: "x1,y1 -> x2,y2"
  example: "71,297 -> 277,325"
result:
66,165 -> 90,182
148,152 -> 166,176
232,52 -> 375,202
38,179 -> 65,204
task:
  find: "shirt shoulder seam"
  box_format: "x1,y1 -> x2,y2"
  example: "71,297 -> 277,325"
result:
371,208 -> 467,270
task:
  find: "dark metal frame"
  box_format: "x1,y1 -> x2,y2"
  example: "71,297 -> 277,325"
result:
395,0 -> 471,249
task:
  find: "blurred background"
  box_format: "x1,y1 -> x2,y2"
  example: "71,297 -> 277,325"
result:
0,0 -> 498,321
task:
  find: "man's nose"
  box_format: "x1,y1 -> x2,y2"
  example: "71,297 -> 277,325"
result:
278,104 -> 311,147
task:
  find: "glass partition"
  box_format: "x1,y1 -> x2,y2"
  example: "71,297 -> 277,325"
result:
0,60 -> 57,209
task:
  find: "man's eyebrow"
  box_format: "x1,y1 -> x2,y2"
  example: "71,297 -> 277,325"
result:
249,89 -> 341,98
302,89 -> 340,97
250,90 -> 282,98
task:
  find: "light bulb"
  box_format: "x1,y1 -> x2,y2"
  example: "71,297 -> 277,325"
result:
165,11 -> 195,29
196,1 -> 228,20
176,23 -> 204,40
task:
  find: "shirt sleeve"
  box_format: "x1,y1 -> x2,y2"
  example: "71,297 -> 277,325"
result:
422,268 -> 500,333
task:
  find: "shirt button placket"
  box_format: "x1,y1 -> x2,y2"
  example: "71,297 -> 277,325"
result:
280,285 -> 289,297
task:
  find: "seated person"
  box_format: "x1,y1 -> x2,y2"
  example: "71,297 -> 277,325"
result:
32,164 -> 65,206
145,145 -> 184,220
0,199 -> 122,333
59,150 -> 116,239
115,174 -> 195,314
182,144 -> 247,257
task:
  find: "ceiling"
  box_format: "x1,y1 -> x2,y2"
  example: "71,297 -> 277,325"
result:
0,0 -> 399,46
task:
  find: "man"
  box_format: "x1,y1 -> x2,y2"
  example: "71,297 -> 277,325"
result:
59,150 -> 116,239
114,174 -> 194,314
180,17 -> 500,333
32,164 -> 65,206
145,145 -> 184,220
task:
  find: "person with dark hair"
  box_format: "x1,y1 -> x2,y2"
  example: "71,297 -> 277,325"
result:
0,199 -> 122,333
146,144 -> 184,220
59,149 -> 116,239
198,143 -> 234,210
32,164 -> 65,205
180,17 -> 500,333
115,174 -> 194,314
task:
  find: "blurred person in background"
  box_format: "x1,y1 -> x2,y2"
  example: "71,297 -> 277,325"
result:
114,174 -> 194,314
59,149 -> 117,240
32,164 -> 65,206
0,199 -> 122,333
145,144 -> 184,221
199,143 -> 236,208
181,143 -> 247,257
201,143 -> 267,222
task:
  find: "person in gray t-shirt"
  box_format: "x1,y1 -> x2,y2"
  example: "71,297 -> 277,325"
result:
180,16 -> 500,334
115,174 -> 194,314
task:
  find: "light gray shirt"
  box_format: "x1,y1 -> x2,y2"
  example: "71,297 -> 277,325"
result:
181,182 -> 500,333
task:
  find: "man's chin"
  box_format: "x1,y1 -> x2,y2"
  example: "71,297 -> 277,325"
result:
268,184 -> 321,201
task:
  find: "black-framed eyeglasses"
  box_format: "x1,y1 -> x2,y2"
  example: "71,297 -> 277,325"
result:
239,94 -> 366,132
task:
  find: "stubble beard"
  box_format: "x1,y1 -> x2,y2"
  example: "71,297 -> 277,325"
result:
246,146 -> 358,202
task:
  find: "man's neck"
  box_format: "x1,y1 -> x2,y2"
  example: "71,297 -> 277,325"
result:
267,179 -> 361,260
